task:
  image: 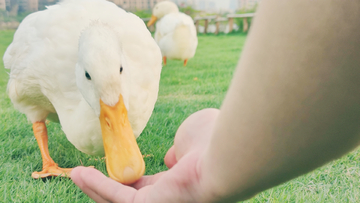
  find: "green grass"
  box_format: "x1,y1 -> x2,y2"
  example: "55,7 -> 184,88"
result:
1,30 -> 360,202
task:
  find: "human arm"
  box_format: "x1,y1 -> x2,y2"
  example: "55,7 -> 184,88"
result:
198,0 -> 360,201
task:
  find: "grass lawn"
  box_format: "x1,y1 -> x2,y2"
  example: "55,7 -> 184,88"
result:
1,30 -> 360,202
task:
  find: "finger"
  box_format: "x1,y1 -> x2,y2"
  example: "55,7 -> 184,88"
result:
132,171 -> 166,189
164,145 -> 177,169
80,167 -> 137,202
72,167 -> 109,203
72,166 -> 137,203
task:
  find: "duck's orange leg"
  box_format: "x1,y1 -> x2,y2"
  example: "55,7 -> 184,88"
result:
184,59 -> 188,66
163,56 -> 167,66
31,122 -> 72,179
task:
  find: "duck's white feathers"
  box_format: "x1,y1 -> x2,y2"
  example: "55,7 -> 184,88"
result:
4,0 -> 162,155
154,12 -> 197,60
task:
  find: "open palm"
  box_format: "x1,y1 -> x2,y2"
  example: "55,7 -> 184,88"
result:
72,109 -> 219,203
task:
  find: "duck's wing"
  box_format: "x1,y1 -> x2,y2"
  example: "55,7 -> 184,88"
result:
155,12 -> 198,60
155,13 -> 181,41
178,13 -> 197,39
155,13 -> 196,39
3,2 -> 85,122
3,12 -> 38,72
177,13 -> 198,56
4,10 -> 58,122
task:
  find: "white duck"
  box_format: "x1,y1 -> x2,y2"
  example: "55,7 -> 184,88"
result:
3,0 -> 162,185
147,1 -> 198,66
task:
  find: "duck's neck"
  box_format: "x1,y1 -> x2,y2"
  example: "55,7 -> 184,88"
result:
51,97 -> 104,155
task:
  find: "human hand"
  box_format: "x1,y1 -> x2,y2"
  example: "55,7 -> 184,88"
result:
71,108 -> 220,203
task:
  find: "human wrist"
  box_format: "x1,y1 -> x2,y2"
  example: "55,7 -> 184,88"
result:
196,149 -> 259,203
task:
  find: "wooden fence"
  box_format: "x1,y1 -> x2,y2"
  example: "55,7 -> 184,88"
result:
194,13 -> 255,34
142,13 -> 255,35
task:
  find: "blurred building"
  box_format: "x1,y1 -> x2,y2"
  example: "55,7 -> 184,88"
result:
2,0 -> 173,13
39,0 -> 58,10
4,0 -> 39,13
191,0 -> 244,12
19,0 -> 38,12
236,0 -> 260,10
108,0 -> 166,11
172,0 -> 194,7
0,0 -> 5,10
193,0 -> 216,11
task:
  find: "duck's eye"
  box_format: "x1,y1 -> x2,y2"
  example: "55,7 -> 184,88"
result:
85,71 -> 91,80
120,66 -> 123,74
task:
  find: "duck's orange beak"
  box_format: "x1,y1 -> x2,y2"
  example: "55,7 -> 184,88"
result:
147,15 -> 158,27
99,95 -> 145,185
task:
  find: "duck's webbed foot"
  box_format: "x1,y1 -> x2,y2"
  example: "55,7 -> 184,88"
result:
32,122 -> 73,179
32,163 -> 73,179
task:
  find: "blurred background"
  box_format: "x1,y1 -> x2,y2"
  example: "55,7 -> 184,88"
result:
0,0 -> 260,33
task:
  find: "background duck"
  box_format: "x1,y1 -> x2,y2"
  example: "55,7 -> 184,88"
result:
3,0 -> 162,185
148,1 -> 198,66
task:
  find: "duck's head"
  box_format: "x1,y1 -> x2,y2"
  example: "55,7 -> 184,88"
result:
75,22 -> 145,185
147,1 -> 179,27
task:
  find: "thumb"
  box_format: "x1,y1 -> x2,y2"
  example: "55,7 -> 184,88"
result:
174,108 -> 220,160
164,146 -> 177,169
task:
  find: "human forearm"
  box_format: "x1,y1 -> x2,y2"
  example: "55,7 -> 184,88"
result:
199,0 -> 360,201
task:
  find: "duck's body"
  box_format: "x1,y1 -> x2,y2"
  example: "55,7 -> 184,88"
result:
4,0 -> 162,184
155,12 -> 197,63
148,1 -> 197,66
